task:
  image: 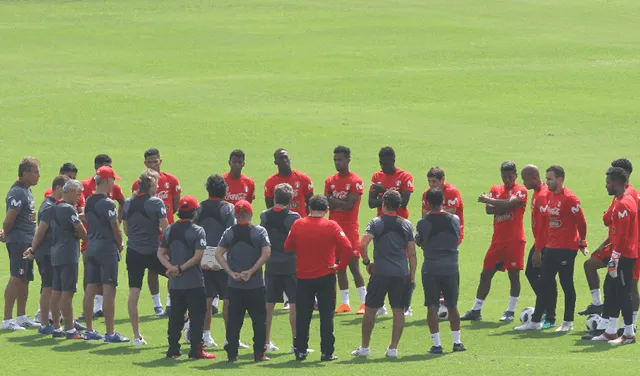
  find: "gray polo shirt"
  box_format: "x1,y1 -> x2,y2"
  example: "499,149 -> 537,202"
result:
219,224 -> 270,289
36,196 -> 57,259
161,221 -> 206,290
122,195 -> 166,255
85,194 -> 119,262
416,212 -> 460,275
5,181 -> 36,244
365,214 -> 414,277
196,199 -> 235,247
260,208 -> 300,275
44,202 -> 82,266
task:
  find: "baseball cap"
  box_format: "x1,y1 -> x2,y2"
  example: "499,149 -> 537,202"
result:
179,196 -> 199,211
234,200 -> 252,214
95,166 -> 121,180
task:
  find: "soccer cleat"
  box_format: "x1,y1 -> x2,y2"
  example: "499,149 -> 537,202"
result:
65,330 -> 83,340
385,348 -> 398,358
460,309 -> 482,321
555,321 -> 573,332
499,311 -> 515,322
166,351 -> 182,359
74,320 -> 87,332
578,304 -> 603,316
321,353 -> 338,362
265,342 -> 279,352
591,332 -> 618,341
282,301 -> 290,311
34,310 -> 41,324
514,321 -> 542,331
428,345 -> 443,354
227,356 -> 238,363
453,343 -> 467,352
2,320 -> 26,331
582,329 -> 605,340
83,330 -> 104,341
356,304 -> 366,315
203,333 -> 217,348
183,321 -> 191,344
134,337 -> 148,346
104,332 -> 131,343
335,304 -> 352,314
404,307 -> 413,317
93,310 -> 104,318
290,346 -> 314,354
617,327 -> 637,337
609,335 -> 636,345
314,303 -> 319,311
254,353 -> 270,362
295,350 -> 307,361
189,344 -> 217,359
38,324 -> 55,335
16,316 -> 39,328
239,340 -> 250,349
541,320 -> 556,330
154,307 -> 165,317
376,305 -> 388,316
52,329 -> 65,338
351,346 -> 371,357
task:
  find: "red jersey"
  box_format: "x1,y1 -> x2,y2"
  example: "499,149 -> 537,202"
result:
81,177 -> 125,203
545,187 -> 586,250
131,171 -> 181,224
44,188 -> 86,212
284,217 -> 353,279
222,172 -> 255,205
610,192 -> 639,259
604,185 -> 640,244
264,170 -> 314,217
324,171 -> 364,225
370,168 -> 414,219
422,183 -> 464,241
531,184 -> 549,251
488,183 -> 528,243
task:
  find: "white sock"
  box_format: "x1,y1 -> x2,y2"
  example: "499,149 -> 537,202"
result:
94,295 -> 103,312
452,330 -> 461,344
357,286 -> 367,304
152,294 -> 162,308
213,297 -> 219,309
633,311 -> 638,326
596,317 -> 610,330
472,298 -> 484,311
283,292 -> 288,302
203,330 -> 211,336
17,315 -> 27,321
590,289 -> 602,306
166,295 -> 171,307
606,318 -> 619,334
431,333 -> 441,347
507,296 -> 518,312
66,328 -> 76,334
340,290 -> 350,306
624,324 -> 635,337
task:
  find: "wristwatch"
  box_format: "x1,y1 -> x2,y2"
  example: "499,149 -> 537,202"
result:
362,259 -> 370,266
177,265 -> 183,274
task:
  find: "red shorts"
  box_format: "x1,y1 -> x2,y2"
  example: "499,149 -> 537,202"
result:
336,222 -> 360,259
483,241 -> 525,271
592,244 -> 612,262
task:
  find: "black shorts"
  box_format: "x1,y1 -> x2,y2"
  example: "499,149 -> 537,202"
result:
52,263 -> 78,292
365,274 -> 411,309
7,243 -> 34,281
266,273 -> 297,304
36,255 -> 53,289
422,272 -> 459,308
85,255 -> 118,286
203,270 -> 228,299
126,248 -> 167,289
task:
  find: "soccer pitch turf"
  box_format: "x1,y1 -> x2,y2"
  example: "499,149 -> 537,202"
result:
1,0 -> 639,374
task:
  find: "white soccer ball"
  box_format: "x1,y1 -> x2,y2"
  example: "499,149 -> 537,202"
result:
437,304 -> 449,321
586,314 -> 602,331
520,307 -> 535,324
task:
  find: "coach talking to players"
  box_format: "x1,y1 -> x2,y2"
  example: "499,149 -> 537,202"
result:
284,195 -> 353,362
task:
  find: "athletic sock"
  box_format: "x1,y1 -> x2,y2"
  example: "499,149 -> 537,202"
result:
213,297 -> 219,309
340,290 -> 350,306
152,294 -> 162,308
633,311 -> 638,326
66,328 -> 76,334
357,286 -> 367,305
507,296 -> 518,312
590,289 -> 602,306
606,318 -> 619,334
452,331 -> 461,344
283,292 -> 288,302
596,317 -> 610,330
94,295 -> 103,312
624,324 -> 635,337
166,295 -> 171,308
431,333 -> 441,347
472,298 -> 484,311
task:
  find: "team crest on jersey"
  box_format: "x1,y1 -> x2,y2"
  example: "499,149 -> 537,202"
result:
244,186 -> 248,193
557,201 -> 561,207
295,182 -> 300,188
165,182 -> 170,189
331,184 -> 336,189
345,184 -> 351,190
396,180 -> 401,186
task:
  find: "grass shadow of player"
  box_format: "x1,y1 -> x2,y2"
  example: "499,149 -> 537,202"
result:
191,353 -> 269,370
89,345 -> 164,356
113,315 -> 158,326
339,316 -> 392,326
569,339 -> 615,353
6,332 -> 44,343
51,341 -> 99,352
133,357 -> 182,368
405,318 -> 428,327
488,329 -> 573,339
465,321 -> 510,330
338,353 -> 439,364
259,359 -> 328,369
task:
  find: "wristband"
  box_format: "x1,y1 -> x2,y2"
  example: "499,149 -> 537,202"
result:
177,265 -> 183,274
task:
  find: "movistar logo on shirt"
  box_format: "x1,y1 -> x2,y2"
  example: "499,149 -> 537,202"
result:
9,198 -> 21,207
618,210 -> 629,218
108,209 -> 117,217
571,204 -> 580,213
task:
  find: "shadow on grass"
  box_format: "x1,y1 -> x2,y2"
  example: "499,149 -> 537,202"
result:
191,353 -> 263,370
569,338 -> 616,353
338,353 -> 441,364
51,341 -> 99,352
133,357 -> 181,368
113,315 -> 159,326
89,344 -> 164,356
464,321 -> 512,330
6,333 -> 43,343
487,329 -> 576,339
339,316 -> 392,326
405,318 -> 428,327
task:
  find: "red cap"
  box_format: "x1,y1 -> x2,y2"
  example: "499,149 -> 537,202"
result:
234,200 -> 253,214
96,166 -> 121,180
179,196 -> 199,211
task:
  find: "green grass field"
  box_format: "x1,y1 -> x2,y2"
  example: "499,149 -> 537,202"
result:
2,0 -> 640,374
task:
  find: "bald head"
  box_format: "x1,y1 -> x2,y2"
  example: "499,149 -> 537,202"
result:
521,164 -> 541,190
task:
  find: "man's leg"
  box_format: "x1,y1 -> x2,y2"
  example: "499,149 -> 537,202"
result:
167,289 -> 186,356
389,308 -> 405,349
15,279 -> 29,318
83,284 -> 98,332
3,277 -> 18,321
531,251 -> 559,323
349,259 -> 367,311
557,250 -> 577,324
61,291 -> 75,331
39,287 -> 52,326
618,258 -> 635,338
317,274 -> 336,356
266,303 -> 275,345
247,288 -> 267,360
225,288 -> 244,360
186,288 -> 207,357
128,288 -> 142,339
294,279 -> 314,355
361,308 -> 377,348
51,290 -> 62,329
525,246 -> 541,294
461,268 -> 496,320
580,256 -> 606,314
147,269 -> 160,308
103,283 -> 117,335
336,269 -> 351,311
505,269 -> 521,316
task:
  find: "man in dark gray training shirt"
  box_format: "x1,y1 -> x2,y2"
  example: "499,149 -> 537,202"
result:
2,157 -> 40,331
122,169 -> 169,346
261,183 -> 302,353
158,195 -> 215,360
216,200 -> 271,363
82,166 -> 127,342
195,174 -> 236,348
416,188 -> 466,354
32,175 -> 69,335
352,190 -> 416,359
27,180 -> 87,339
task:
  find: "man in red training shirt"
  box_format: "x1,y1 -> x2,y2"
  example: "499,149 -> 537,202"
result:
368,146 -> 414,220
265,149 -> 313,217
421,166 -> 464,244
516,165 -> 587,332
223,149 -> 255,205
284,195 -> 353,362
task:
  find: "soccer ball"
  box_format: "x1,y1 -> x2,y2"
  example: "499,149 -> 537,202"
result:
437,304 -> 449,321
520,307 -> 535,324
586,314 -> 602,331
